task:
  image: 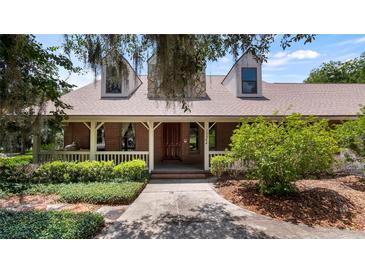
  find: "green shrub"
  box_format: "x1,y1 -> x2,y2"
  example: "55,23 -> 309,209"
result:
258,182 -> 297,196
57,182 -> 146,205
0,210 -> 104,239
334,107 -> 365,157
230,114 -> 339,195
34,161 -> 115,184
210,155 -> 232,179
0,155 -> 35,185
114,159 -> 146,181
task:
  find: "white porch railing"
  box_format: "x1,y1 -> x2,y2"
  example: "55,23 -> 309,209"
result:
39,150 -> 149,166
95,151 -> 149,166
208,151 -> 227,168
39,151 -> 90,163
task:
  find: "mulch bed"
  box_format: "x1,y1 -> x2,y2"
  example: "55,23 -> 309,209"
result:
216,176 -> 365,230
0,195 -> 100,213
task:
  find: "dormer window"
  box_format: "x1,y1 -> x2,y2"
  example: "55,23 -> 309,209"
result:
241,67 -> 257,94
101,57 -> 142,99
106,66 -> 122,94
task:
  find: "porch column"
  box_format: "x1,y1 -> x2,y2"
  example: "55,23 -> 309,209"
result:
90,121 -> 97,160
32,133 -> 41,164
147,121 -> 154,172
204,121 -> 209,171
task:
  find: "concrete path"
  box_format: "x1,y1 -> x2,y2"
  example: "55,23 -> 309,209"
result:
99,179 -> 365,239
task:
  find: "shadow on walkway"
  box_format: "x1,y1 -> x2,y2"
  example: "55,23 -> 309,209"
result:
101,203 -> 275,239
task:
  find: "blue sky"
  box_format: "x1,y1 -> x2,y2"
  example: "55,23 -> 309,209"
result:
36,34 -> 365,88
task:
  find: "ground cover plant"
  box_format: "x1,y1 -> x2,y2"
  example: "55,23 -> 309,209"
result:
23,182 -> 146,205
0,209 -> 104,239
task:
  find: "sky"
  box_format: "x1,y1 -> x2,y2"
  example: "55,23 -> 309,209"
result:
35,34 -> 365,88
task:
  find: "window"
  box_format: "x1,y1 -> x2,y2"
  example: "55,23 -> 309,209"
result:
189,123 -> 199,151
121,123 -> 135,151
106,66 -> 122,93
209,123 -> 216,150
241,67 -> 257,94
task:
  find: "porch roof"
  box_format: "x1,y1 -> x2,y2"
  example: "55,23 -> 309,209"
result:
46,76 -> 365,119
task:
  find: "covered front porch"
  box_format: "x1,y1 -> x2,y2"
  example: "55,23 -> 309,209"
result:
33,117 -> 238,172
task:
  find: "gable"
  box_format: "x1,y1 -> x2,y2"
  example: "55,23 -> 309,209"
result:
101,56 -> 142,98
222,52 -> 263,98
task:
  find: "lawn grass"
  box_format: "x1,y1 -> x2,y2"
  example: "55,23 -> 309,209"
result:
0,210 -> 104,239
23,182 -> 146,205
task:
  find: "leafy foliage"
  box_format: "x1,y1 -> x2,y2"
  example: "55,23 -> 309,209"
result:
210,155 -> 233,179
230,114 -> 339,195
114,159 -> 147,181
0,34 -> 78,153
0,210 -> 104,239
305,52 -> 365,83
64,34 -> 315,111
0,156 -> 34,183
34,161 -> 115,184
334,107 -> 365,157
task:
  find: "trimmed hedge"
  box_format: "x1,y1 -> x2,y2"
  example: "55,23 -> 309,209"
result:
114,159 -> 146,181
1,158 -> 147,186
0,210 -> 104,239
34,161 -> 115,184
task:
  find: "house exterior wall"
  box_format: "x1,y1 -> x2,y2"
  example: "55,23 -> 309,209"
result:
154,122 -> 205,165
215,122 -> 238,150
104,123 -> 122,151
63,121 -> 238,168
63,123 -> 90,149
64,122 -> 149,152
135,123 -> 149,151
154,124 -> 163,163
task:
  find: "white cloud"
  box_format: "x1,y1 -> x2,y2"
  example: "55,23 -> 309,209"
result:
287,50 -> 320,60
266,50 -> 320,67
335,36 -> 365,46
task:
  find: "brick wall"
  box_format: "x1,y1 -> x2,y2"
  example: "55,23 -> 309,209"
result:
215,122 -> 238,150
104,123 -> 122,151
135,123 -> 148,151
154,123 -> 163,163
63,123 -> 90,149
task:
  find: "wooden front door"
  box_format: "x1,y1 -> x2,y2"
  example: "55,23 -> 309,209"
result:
163,123 -> 181,160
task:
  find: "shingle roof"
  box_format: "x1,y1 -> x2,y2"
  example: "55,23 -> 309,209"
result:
46,76 -> 365,118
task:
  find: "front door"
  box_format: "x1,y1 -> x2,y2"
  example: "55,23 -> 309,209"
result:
163,123 -> 181,160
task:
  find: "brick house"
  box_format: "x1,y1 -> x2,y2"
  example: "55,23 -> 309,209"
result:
36,53 -> 365,174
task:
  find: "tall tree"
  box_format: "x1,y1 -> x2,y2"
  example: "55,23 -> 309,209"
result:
0,35 -> 78,153
305,52 -> 365,83
64,34 -> 315,111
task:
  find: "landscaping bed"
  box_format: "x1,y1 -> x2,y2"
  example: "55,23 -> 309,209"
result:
0,209 -> 104,239
216,175 -> 365,230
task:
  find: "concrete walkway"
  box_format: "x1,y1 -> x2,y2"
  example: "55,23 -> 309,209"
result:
99,179 -> 365,239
